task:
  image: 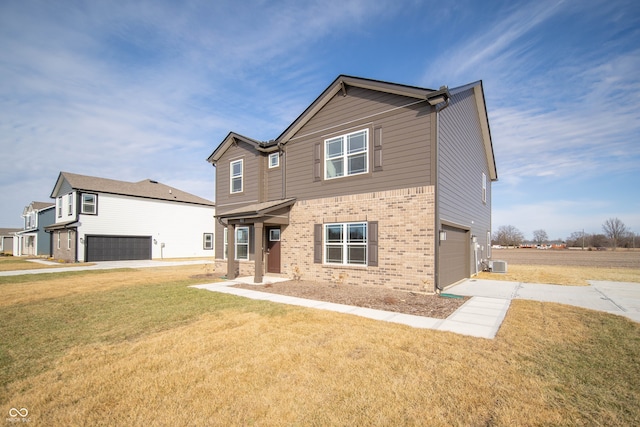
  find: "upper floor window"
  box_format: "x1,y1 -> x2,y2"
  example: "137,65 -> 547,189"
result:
57,197 -> 62,217
81,193 -> 97,214
325,129 -> 368,180
482,173 -> 487,203
268,152 -> 279,168
230,159 -> 243,193
67,193 -> 73,215
324,222 -> 367,265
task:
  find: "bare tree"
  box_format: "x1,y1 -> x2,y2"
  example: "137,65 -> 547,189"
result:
493,225 -> 525,247
532,229 -> 549,245
602,218 -> 627,250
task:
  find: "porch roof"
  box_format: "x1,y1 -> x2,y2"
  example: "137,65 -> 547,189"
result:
216,198 -> 296,221
44,220 -> 78,231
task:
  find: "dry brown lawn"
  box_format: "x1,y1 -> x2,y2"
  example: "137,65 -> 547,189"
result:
1,258 -> 639,425
479,249 -> 640,285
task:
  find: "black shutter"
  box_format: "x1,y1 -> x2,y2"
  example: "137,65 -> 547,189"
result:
314,224 -> 322,263
373,126 -> 383,171
368,221 -> 378,266
314,143 -> 321,181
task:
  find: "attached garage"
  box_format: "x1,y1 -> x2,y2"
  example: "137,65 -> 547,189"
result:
439,225 -> 470,287
85,235 -> 152,262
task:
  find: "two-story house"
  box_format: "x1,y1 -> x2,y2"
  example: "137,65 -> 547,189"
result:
45,172 -> 216,262
14,201 -> 55,256
207,75 -> 497,292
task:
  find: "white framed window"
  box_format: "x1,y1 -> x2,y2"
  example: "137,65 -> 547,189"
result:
203,233 -> 213,250
482,172 -> 487,203
81,193 -> 97,214
269,229 -> 280,241
230,159 -> 243,194
324,222 -> 367,265
67,193 -> 73,215
68,230 -> 72,249
235,226 -> 249,260
57,231 -> 61,249
268,152 -> 279,168
325,129 -> 369,180
223,227 -> 249,260
57,197 -> 62,217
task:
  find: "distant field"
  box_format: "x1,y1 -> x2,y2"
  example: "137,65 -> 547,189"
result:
492,248 -> 640,269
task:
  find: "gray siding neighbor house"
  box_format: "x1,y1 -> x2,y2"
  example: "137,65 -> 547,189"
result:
207,75 -> 497,292
14,201 -> 55,257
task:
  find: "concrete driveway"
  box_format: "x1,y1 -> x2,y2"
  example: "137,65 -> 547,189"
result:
447,279 -> 640,323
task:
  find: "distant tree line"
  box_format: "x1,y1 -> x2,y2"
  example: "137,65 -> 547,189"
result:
493,217 -> 636,250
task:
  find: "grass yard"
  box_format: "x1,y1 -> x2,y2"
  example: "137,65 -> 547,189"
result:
478,249 -> 640,285
1,264 -> 639,425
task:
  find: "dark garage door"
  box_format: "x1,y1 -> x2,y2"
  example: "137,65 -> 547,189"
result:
439,225 -> 469,287
86,235 -> 152,262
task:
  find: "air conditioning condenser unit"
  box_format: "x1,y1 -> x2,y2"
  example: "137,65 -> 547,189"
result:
491,260 -> 508,273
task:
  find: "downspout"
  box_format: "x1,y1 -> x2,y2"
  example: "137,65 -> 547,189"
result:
433,91 -> 451,293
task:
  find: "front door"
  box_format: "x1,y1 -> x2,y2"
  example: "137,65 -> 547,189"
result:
267,227 -> 281,273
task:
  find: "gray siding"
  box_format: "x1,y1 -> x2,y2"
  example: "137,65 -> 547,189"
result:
266,153 -> 284,200
439,86 -> 492,266
37,208 -> 55,255
214,140 -> 263,260
284,86 -> 434,200
215,140 -> 262,214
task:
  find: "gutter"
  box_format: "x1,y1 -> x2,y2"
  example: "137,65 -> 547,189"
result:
431,87 -> 451,292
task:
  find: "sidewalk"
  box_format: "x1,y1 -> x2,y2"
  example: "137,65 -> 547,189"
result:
192,278 -> 511,339
0,259 -> 212,276
447,278 -> 640,323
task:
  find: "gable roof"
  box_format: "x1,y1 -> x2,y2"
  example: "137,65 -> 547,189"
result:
50,172 -> 215,206
450,80 -> 497,181
276,75 -> 449,144
31,201 -> 55,211
206,74 -> 496,182
207,132 -> 269,165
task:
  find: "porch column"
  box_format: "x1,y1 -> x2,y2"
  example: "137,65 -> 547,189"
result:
254,221 -> 264,284
227,223 -> 236,279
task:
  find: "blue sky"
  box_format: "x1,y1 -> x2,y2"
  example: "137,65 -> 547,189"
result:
1,0 -> 638,241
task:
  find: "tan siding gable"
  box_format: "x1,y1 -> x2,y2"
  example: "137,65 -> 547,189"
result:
284,86 -> 434,200
215,140 -> 262,214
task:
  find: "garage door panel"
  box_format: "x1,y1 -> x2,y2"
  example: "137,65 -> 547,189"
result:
440,225 -> 468,287
86,236 -> 151,261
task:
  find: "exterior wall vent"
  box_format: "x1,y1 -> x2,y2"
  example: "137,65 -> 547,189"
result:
491,260 -> 507,273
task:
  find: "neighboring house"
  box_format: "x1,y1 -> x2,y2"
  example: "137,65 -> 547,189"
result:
0,228 -> 21,255
14,201 -> 55,257
207,75 -> 497,292
45,172 -> 215,262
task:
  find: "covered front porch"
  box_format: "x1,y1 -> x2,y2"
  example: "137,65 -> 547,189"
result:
216,198 -> 295,284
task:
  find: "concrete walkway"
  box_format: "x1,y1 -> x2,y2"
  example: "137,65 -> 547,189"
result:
5,261 -> 637,338
192,278 -> 511,339
194,276 -> 640,339
448,278 -> 640,323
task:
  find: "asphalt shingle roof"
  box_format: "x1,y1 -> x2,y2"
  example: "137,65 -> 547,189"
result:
58,172 -> 214,206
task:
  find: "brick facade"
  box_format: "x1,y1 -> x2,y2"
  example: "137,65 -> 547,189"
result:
282,186 -> 435,291
51,229 -> 76,262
